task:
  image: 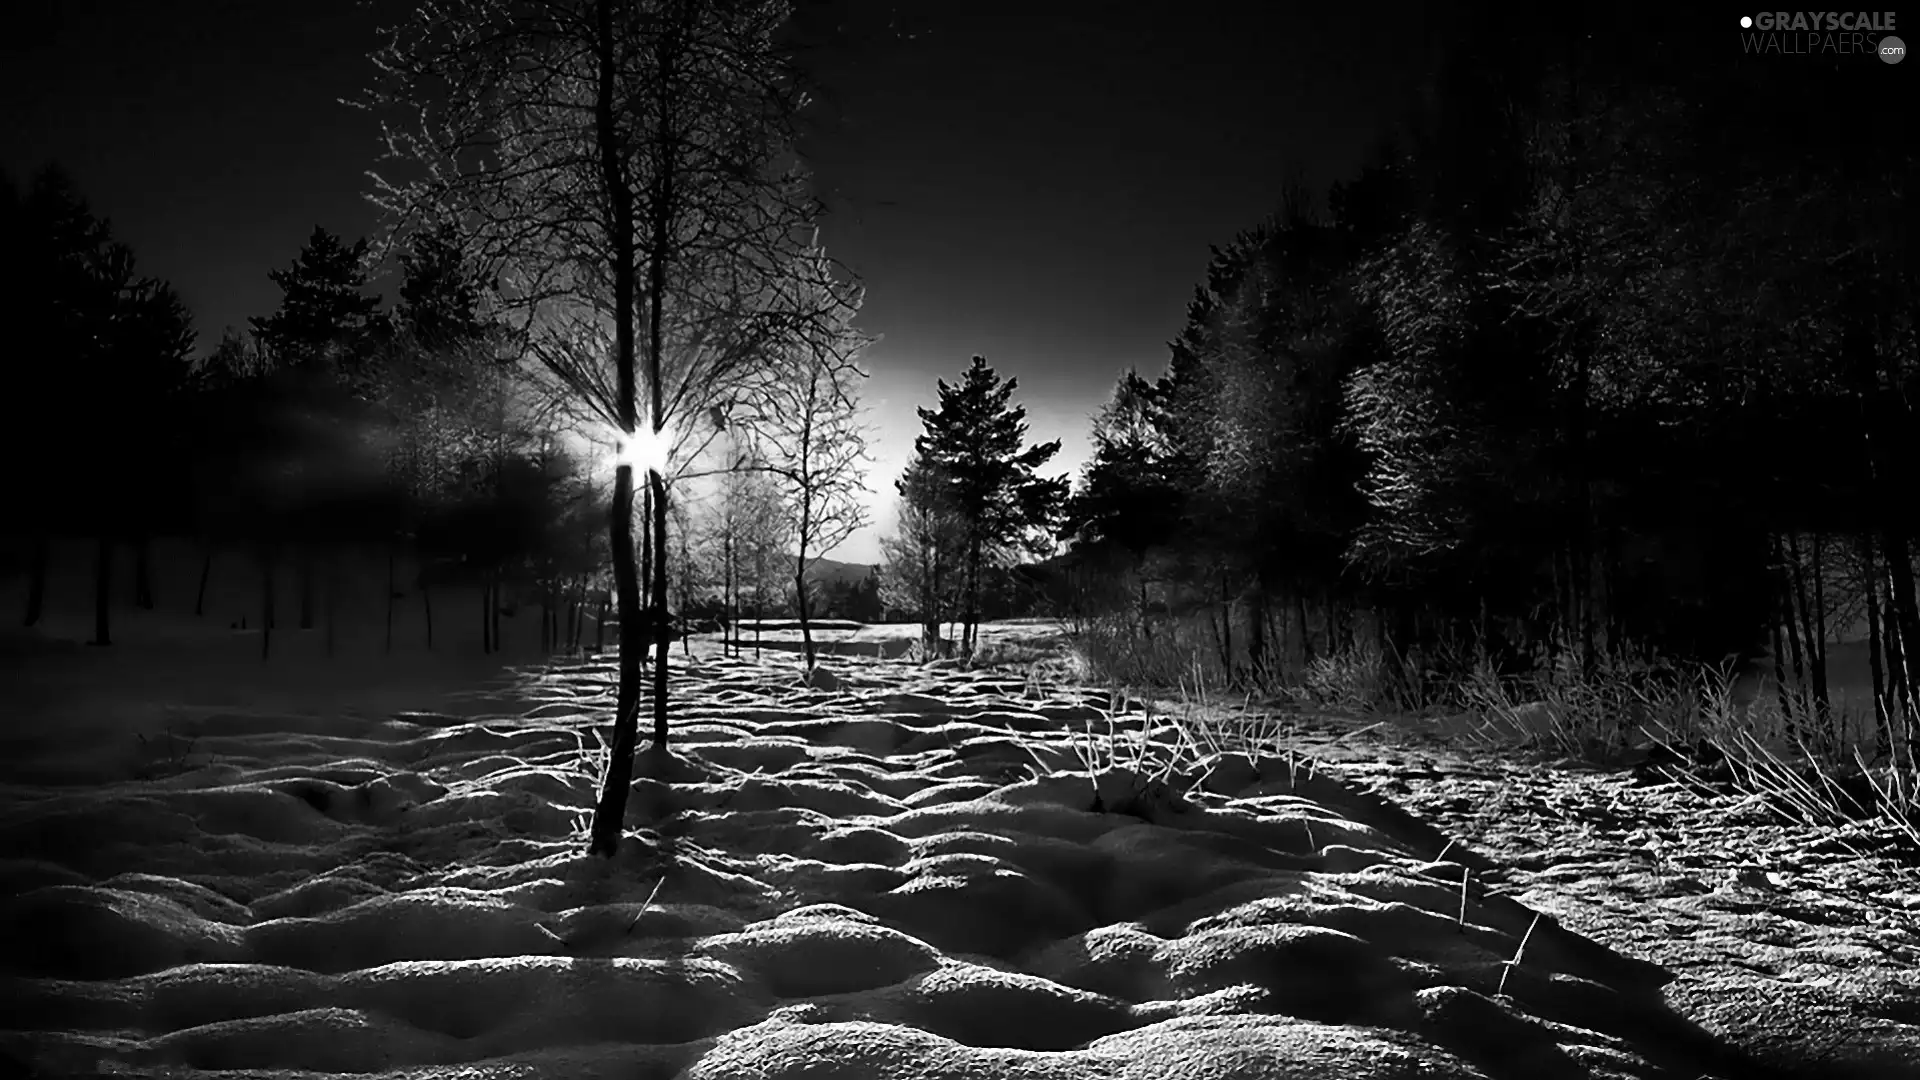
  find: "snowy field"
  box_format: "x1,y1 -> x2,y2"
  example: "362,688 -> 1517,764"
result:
2,542 -> 1917,1078
710,618 -> 1069,660
0,646 -> 1701,1079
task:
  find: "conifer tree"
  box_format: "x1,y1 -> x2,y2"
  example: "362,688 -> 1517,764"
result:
908,356 -> 1067,656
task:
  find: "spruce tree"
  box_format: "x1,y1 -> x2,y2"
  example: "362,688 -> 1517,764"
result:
909,356 -> 1068,656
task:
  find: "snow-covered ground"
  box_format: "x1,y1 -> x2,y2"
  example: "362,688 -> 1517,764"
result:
1,537 -> 1915,1078
6,631 -> 1916,1079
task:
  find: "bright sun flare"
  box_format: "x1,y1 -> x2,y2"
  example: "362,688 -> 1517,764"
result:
612,424 -> 673,475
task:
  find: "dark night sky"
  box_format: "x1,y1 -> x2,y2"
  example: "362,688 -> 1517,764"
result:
4,1 -> 1432,561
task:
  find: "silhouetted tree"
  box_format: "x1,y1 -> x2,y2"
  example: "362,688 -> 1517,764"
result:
396,221 -> 492,351
1064,370 -> 1183,631
909,356 -> 1068,657
1058,8 -> 1916,772
251,226 -> 384,381
366,0 -> 842,856
2,166 -> 196,641
251,226 -> 388,630
710,450 -> 787,652
880,459 -> 965,653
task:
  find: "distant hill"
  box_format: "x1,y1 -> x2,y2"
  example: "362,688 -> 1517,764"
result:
802,557 -> 878,588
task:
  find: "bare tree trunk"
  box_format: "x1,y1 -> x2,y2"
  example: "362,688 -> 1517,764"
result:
1884,550 -> 1916,749
480,577 -> 493,655
1884,531 -> 1920,729
651,468 -> 670,736
1218,568 -> 1233,684
641,27 -> 679,749
1771,534 -> 1806,733
796,489 -> 817,668
1297,592 -> 1315,667
1208,606 -> 1225,672
1887,585 -> 1911,728
592,464 -> 645,855
795,564 -> 816,669
640,485 -> 653,614
1328,592 -> 1341,656
963,536 -> 979,658
23,535 -> 48,627
1849,307 -> 1920,752
1246,583 -> 1268,685
1811,534 -> 1833,743
422,580 -> 434,652
585,0 -> 652,858
1787,532 -> 1830,731
920,545 -> 939,658
91,536 -> 113,646
1770,606 -> 1791,719
1864,535 -> 1890,758
1273,602 -> 1287,679
970,541 -> 983,655
1781,587 -> 1808,724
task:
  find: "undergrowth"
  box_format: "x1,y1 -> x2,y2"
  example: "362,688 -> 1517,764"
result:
1058,612 -> 1920,851
1005,656 -> 1359,833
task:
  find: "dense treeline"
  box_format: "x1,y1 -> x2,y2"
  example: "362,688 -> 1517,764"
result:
0,169 -> 886,657
3,168 -> 200,639
1056,16 -> 1916,754
0,169 -> 894,653
1,176 -> 606,655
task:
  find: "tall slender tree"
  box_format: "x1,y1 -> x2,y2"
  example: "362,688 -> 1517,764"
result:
881,459 -> 965,654
251,226 -> 389,630
730,243 -> 871,668
364,0 -> 837,856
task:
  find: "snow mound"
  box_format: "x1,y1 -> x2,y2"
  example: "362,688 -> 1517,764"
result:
0,652 -> 1771,1079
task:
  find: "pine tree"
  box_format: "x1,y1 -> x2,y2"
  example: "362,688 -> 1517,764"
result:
250,226 -> 382,375
396,223 -> 490,351
910,356 -> 1068,656
3,165 -> 196,638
